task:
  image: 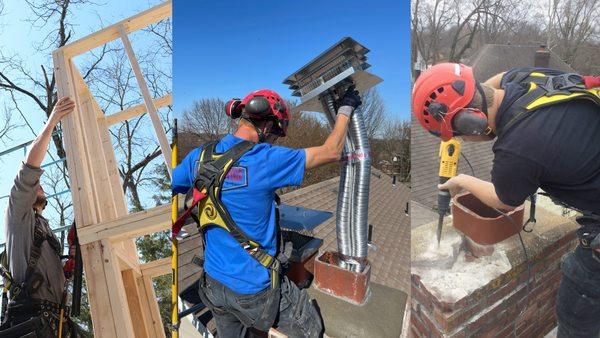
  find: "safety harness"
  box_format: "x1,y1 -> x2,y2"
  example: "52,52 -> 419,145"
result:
498,70 -> 600,258
0,221 -> 62,306
497,70 -> 600,136
172,140 -> 282,289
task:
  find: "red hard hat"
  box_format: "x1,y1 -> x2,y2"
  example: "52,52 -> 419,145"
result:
226,89 -> 289,137
412,63 -> 480,141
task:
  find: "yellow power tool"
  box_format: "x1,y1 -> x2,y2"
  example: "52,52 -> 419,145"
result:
437,139 -> 461,245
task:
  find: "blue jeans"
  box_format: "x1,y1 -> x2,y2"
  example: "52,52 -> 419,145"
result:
556,246 -> 600,338
201,273 -> 323,338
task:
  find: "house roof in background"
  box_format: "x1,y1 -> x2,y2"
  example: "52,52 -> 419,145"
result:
468,44 -> 574,81
411,44 -> 573,210
178,168 -> 411,294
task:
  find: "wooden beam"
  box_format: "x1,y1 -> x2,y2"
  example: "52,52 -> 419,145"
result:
53,4 -> 173,337
52,51 -> 97,227
78,205 -> 171,245
81,242 -> 119,337
141,257 -> 171,279
60,1 -> 172,58
105,94 -> 172,125
140,276 -> 167,338
122,270 -> 151,338
117,249 -> 142,276
71,66 -> 123,221
119,24 -> 172,178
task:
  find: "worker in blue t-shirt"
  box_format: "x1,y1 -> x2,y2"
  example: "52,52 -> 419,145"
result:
172,87 -> 362,337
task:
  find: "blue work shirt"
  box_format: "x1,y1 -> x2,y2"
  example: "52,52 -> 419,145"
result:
172,134 -> 306,294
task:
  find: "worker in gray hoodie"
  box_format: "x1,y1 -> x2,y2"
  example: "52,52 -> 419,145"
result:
1,97 -> 77,337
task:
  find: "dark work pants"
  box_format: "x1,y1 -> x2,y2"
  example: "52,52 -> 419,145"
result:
556,245 -> 600,338
201,273 -> 323,338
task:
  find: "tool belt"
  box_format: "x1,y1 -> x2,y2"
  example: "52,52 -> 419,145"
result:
197,272 -> 281,332
173,140 -> 282,289
5,299 -> 64,318
498,71 -> 600,136
0,299 -> 74,337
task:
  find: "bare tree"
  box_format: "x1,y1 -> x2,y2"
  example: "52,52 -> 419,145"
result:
412,0 -> 536,66
358,88 -> 386,139
412,0 -> 454,65
550,0 -> 599,66
380,119 -> 411,181
88,42 -> 172,211
0,105 -> 20,144
0,1 -> 110,163
182,98 -> 235,141
278,106 -> 338,190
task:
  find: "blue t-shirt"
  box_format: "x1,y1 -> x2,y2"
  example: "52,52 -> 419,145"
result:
172,134 -> 306,294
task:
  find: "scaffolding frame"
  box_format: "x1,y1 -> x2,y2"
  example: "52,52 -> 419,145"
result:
52,2 -> 173,337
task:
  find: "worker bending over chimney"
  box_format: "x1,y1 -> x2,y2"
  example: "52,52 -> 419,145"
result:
413,63 -> 600,338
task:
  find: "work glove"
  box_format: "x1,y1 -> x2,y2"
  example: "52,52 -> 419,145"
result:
337,85 -> 362,117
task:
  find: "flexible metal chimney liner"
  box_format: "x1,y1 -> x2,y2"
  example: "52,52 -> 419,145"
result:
284,37 -> 381,272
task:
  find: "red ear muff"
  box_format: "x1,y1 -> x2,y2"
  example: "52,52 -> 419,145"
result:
245,97 -> 271,117
452,108 -> 490,136
225,99 -> 243,119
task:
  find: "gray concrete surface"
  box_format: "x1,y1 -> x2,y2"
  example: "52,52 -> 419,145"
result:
410,200 -> 438,229
309,282 -> 407,338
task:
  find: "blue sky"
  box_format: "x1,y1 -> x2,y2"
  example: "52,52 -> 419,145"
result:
173,0 -> 410,120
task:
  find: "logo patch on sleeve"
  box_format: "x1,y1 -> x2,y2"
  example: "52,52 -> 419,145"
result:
223,166 -> 248,191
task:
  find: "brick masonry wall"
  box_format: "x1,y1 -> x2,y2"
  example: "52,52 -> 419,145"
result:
410,231 -> 579,337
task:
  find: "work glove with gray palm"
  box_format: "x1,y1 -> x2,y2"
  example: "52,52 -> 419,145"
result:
337,85 -> 362,117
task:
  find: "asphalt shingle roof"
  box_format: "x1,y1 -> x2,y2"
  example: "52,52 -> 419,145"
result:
178,168 -> 411,294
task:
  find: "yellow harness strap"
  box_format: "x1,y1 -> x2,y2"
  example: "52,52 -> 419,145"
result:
499,71 -> 600,135
193,142 -> 280,289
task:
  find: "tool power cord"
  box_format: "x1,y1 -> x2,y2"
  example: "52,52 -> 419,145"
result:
460,152 -> 532,310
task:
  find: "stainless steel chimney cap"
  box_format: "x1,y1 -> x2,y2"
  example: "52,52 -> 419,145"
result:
283,37 -> 382,113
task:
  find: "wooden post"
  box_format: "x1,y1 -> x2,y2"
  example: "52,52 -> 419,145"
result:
52,2 -> 172,337
118,24 -> 172,178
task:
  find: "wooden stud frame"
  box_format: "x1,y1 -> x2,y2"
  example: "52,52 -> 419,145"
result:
52,2 -> 172,337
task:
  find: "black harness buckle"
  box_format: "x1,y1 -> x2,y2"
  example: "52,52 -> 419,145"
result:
576,216 -> 600,252
544,73 -> 587,96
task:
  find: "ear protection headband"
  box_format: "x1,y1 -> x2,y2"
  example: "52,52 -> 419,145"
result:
225,97 -> 277,119
224,96 -> 284,142
428,82 -> 493,138
225,98 -> 243,119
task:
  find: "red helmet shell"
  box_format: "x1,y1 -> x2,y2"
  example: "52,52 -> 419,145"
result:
412,63 -> 477,141
241,89 -> 289,136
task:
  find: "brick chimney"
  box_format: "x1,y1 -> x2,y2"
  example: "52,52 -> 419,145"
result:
534,44 -> 550,68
